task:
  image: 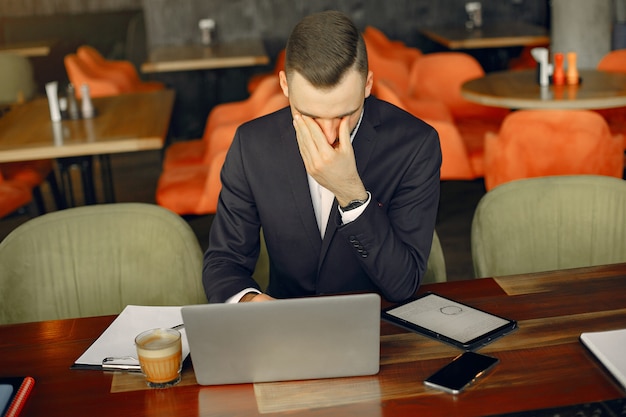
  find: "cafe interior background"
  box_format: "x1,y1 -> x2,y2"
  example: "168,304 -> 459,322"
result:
1,0 -> 625,280
3,0 -> 623,138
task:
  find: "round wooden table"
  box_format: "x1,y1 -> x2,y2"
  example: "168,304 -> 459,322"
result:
461,69 -> 626,109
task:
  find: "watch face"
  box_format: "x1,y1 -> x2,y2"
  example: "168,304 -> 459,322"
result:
342,199 -> 366,211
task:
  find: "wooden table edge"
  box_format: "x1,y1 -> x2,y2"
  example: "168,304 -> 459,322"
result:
141,55 -> 269,73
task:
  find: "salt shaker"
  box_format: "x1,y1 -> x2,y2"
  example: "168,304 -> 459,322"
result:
81,84 -> 95,119
45,81 -> 62,122
66,84 -> 80,120
530,47 -> 551,87
199,18 -> 216,45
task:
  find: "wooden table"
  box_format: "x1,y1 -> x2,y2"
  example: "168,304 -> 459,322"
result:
141,38 -> 269,73
0,40 -> 56,57
420,22 -> 549,50
0,89 -> 175,205
1,263 -> 625,417
461,69 -> 626,110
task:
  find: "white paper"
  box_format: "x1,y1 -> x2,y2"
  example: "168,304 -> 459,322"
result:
73,305 -> 190,368
581,328 -> 626,390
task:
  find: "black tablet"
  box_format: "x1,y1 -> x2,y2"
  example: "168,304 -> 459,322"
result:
382,292 -> 517,351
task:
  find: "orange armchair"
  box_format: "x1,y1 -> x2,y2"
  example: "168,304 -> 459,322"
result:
597,49 -> 626,73
363,26 -> 422,71
76,45 -> 164,95
157,142 -> 229,216
1,160 -> 62,213
367,43 -> 412,96
162,76 -> 284,170
157,92 -> 288,216
371,81 -> 476,180
0,170 -> 32,219
64,54 -> 123,98
408,52 -> 510,177
425,119 -> 477,180
372,79 -> 453,123
157,91 -> 288,215
484,109 -> 624,191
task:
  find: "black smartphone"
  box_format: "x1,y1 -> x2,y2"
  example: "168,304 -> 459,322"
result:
424,351 -> 499,394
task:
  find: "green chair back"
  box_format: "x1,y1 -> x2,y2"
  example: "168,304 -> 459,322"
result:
471,175 -> 626,278
423,230 -> 447,284
0,52 -> 37,105
252,228 -> 270,292
0,203 -> 206,324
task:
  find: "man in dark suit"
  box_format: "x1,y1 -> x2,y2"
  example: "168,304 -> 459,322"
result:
203,10 -> 441,303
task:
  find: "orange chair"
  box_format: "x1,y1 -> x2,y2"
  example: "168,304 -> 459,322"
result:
596,49 -> 626,150
0,170 -> 32,219
483,109 -> 624,191
76,45 -> 164,95
408,52 -> 510,177
0,160 -> 62,212
425,119 -> 477,180
162,76 -> 284,170
367,41 -> 412,95
372,79 -> 453,123
597,49 -> 626,73
64,54 -> 123,98
156,145 -> 229,216
156,93 -> 289,215
247,49 -> 285,94
363,26 -> 422,71
371,81 -> 475,180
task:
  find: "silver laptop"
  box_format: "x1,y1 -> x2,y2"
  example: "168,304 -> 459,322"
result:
181,293 -> 381,385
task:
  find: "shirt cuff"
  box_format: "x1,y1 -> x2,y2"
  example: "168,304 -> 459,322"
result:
338,191 -> 371,224
226,288 -> 261,303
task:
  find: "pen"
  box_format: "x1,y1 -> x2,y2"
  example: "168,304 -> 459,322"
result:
102,356 -> 141,372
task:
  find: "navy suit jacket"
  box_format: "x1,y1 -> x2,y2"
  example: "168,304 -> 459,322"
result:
203,96 -> 441,303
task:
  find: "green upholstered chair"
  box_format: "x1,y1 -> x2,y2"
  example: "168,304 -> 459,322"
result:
471,175 -> 626,278
424,230 -> 447,284
0,52 -> 37,105
252,228 -> 270,292
0,203 -> 206,325
252,228 -> 446,292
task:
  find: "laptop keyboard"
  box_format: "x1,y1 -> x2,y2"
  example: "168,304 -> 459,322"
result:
487,398 -> 626,417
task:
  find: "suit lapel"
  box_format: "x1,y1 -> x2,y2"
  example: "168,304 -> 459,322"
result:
279,123 -> 323,253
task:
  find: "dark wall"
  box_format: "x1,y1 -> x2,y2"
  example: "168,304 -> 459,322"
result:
143,0 -> 549,55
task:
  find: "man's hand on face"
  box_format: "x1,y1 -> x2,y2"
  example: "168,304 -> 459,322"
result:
293,114 -> 367,206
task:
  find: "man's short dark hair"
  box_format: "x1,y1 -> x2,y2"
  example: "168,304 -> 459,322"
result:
284,10 -> 368,88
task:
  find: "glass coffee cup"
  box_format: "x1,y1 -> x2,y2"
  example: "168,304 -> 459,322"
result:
135,328 -> 183,388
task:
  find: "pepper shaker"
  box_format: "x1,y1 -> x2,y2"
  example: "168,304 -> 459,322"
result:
81,84 -> 94,119
67,84 -> 80,119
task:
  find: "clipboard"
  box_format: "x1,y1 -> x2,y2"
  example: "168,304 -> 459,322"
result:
382,292 -> 517,351
71,305 -> 191,371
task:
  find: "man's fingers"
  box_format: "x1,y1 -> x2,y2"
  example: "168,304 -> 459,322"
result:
338,116 -> 351,151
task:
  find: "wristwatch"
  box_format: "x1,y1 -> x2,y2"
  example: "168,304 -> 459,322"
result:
341,195 -> 369,211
